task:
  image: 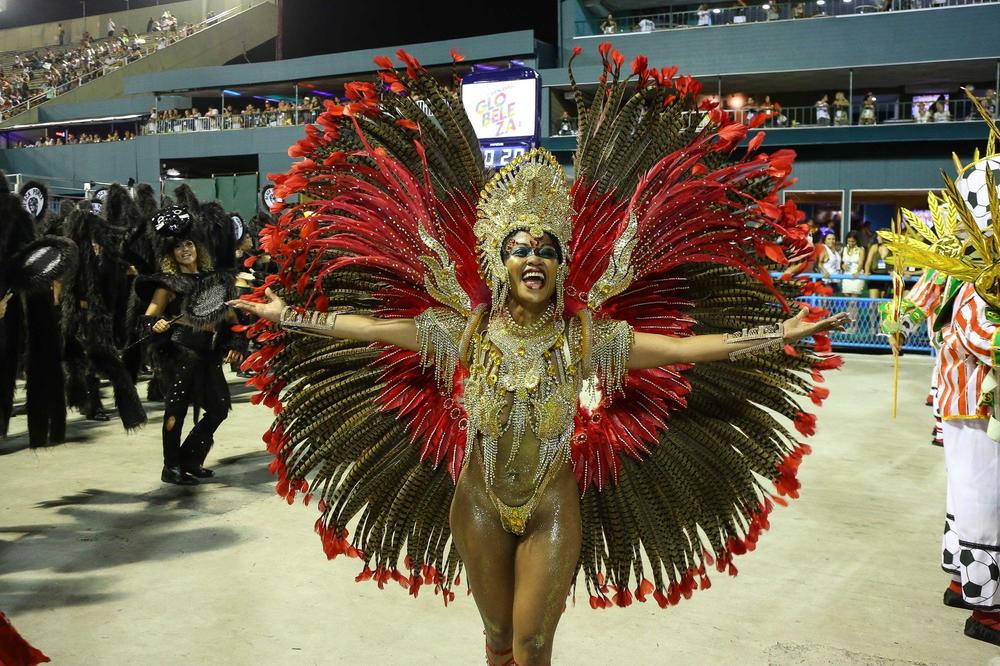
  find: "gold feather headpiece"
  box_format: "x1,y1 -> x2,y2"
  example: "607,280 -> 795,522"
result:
474,148 -> 574,312
879,92 -> 1000,309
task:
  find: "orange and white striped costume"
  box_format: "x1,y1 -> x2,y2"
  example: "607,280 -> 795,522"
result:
936,282 -> 1000,611
906,270 -> 946,336
937,282 -> 996,420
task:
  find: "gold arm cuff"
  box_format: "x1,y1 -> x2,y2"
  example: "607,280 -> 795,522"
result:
280,307 -> 339,337
728,336 -> 785,361
723,322 -> 784,344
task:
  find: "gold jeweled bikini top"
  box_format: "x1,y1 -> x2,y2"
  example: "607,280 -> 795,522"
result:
415,306 -> 633,488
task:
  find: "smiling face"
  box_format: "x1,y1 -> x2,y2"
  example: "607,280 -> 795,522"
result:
503,230 -> 561,309
172,238 -> 197,269
824,233 -> 836,247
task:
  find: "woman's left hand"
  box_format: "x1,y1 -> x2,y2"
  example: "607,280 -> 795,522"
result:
783,307 -> 851,342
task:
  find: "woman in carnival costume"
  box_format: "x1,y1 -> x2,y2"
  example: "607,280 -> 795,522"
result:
231,45 -> 848,664
136,200 -> 241,485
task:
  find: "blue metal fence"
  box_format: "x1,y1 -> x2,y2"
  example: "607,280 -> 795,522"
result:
778,272 -> 933,353
798,296 -> 933,352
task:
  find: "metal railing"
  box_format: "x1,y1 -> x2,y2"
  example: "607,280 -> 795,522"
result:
140,108 -> 320,134
0,4 -> 245,123
799,294 -> 933,351
723,97 -> 998,127
783,273 -> 932,352
577,0 -> 995,35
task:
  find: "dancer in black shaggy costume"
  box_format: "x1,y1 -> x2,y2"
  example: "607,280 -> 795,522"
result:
0,175 -> 77,446
61,193 -> 146,430
135,201 -> 241,485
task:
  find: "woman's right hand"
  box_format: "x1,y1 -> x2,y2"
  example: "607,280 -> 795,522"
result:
227,287 -> 285,323
152,318 -> 171,333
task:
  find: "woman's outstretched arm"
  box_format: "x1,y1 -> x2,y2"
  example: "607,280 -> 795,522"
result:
228,287 -> 419,351
627,307 -> 849,369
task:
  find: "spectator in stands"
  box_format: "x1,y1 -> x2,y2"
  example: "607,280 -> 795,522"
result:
815,94 -> 831,125
859,93 -> 877,125
600,14 -> 618,33
107,18 -> 116,39
856,220 -> 875,249
557,112 -> 575,136
793,3 -> 805,18
697,4 -> 712,25
833,91 -> 850,125
931,100 -> 951,122
984,89 -> 998,117
865,233 -> 891,298
841,231 -> 866,296
806,219 -> 821,244
759,95 -> 774,124
817,232 -> 841,284
915,100 -> 931,123
147,17 -> 157,32
638,17 -> 655,32
743,96 -> 757,123
58,24 -> 65,46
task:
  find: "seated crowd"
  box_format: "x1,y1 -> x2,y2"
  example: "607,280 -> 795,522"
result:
145,98 -> 324,133
0,10 -> 207,120
596,0 -> 972,33
8,129 -> 136,148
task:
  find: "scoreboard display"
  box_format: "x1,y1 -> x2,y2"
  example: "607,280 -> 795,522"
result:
460,63 -> 541,169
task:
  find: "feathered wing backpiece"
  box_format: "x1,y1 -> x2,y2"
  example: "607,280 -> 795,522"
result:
558,46 -> 836,607
242,46 -> 838,605
241,49 -> 487,599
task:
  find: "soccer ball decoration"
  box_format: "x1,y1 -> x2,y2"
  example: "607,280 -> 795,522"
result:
955,155 -> 1000,230
959,547 -> 1000,602
942,520 -> 960,571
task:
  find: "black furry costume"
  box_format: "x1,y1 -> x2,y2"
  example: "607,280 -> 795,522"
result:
61,192 -> 146,430
133,189 -> 239,482
0,175 -> 77,446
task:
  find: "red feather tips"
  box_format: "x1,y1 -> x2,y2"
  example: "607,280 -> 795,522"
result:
812,333 -> 833,353
449,48 -> 465,63
774,443 -> 812,498
793,411 -> 818,437
394,118 -> 419,131
373,54 -> 393,69
813,355 -> 844,372
746,130 -> 766,154
395,48 -> 424,78
809,385 -> 831,406
713,122 -> 748,152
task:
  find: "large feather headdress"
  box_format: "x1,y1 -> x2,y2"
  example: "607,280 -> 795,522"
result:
879,92 -> 1000,309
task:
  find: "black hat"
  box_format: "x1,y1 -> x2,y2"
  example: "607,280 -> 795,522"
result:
153,205 -> 193,238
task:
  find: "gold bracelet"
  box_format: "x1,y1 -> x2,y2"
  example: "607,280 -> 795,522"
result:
280,307 -> 339,337
728,336 -> 785,361
723,322 -> 783,344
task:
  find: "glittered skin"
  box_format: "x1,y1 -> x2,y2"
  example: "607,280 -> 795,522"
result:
451,438 -> 581,666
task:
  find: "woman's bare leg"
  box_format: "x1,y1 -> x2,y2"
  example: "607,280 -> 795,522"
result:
511,468 -> 582,666
450,467 -> 518,661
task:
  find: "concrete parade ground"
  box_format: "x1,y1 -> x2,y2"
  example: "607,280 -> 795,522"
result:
1,353 -> 999,665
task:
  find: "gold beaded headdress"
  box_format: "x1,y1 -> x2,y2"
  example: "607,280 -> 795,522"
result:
474,148 -> 575,314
